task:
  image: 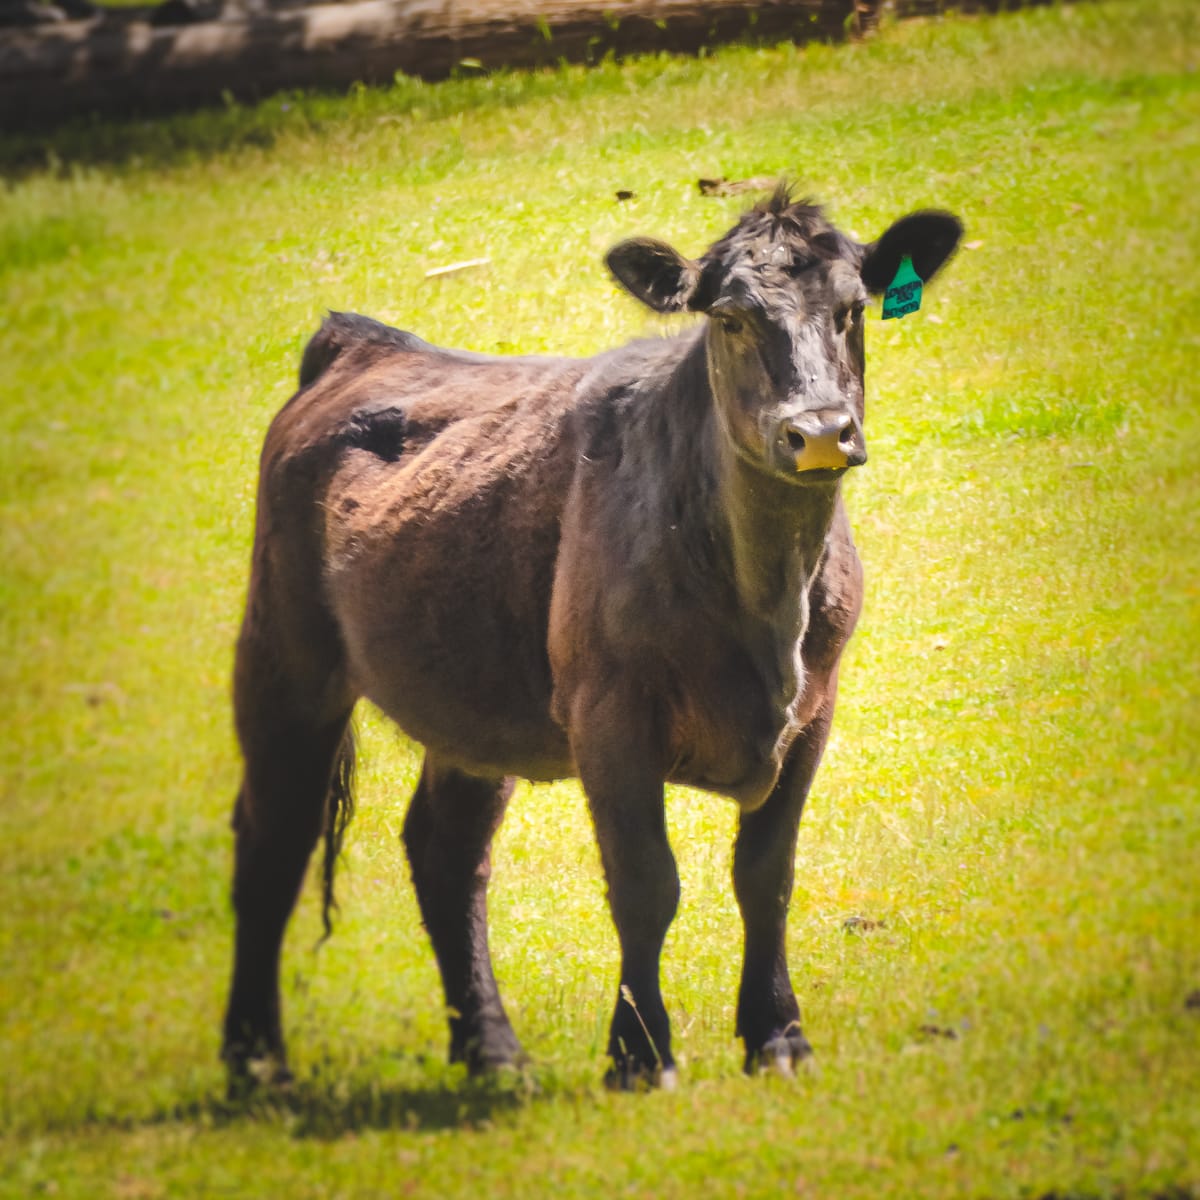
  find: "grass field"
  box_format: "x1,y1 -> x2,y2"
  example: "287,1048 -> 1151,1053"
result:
2,0 -> 1198,1195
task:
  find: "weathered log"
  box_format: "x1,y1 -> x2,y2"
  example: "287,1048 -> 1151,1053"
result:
0,0 -> 874,129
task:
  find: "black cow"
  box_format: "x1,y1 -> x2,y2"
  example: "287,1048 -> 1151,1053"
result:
224,185 -> 962,1090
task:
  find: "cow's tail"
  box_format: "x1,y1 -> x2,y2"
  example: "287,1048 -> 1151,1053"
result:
319,723 -> 357,942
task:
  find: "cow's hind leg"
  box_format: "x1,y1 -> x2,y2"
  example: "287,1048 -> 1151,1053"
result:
402,757 -> 524,1073
223,621 -> 354,1093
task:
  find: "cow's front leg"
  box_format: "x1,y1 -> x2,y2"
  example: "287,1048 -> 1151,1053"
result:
572,690 -> 679,1090
732,700 -> 835,1074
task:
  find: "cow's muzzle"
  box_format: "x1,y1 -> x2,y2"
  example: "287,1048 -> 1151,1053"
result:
779,410 -> 867,473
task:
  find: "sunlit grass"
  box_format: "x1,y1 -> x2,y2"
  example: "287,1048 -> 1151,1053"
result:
1,0 -> 1198,1195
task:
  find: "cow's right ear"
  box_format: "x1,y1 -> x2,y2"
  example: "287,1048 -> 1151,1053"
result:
606,238 -> 701,314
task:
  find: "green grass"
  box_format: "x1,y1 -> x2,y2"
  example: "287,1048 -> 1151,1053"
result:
2,0 -> 1199,1195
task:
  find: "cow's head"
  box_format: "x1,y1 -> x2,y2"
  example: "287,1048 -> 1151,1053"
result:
606,186 -> 962,484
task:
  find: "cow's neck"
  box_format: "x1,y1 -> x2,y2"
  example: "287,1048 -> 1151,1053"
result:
642,332 -> 840,626
716,442 -> 840,630
653,337 -> 838,626
724,441 -> 840,595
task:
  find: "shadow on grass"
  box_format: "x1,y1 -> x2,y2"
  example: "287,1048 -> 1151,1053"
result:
132,1067 -> 572,1140
0,70 -> 574,180
240,1074 -> 538,1138
0,61 -> 619,180
1030,1191 -> 1198,1200
0,99 -> 318,180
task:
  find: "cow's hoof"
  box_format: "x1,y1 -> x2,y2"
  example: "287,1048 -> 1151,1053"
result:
464,1050 -> 530,1081
452,1025 -> 527,1077
745,1031 -> 813,1077
461,1058 -> 538,1099
604,1061 -> 677,1092
225,1054 -> 294,1101
767,1050 -> 795,1079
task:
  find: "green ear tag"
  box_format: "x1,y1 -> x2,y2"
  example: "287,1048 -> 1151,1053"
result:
881,255 -> 923,320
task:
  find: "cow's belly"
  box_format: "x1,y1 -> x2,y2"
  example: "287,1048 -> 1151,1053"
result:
325,451 -> 574,781
363,670 -> 574,781
338,602 -> 576,781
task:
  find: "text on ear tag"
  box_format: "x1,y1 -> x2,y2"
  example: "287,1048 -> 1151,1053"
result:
882,255 -> 923,320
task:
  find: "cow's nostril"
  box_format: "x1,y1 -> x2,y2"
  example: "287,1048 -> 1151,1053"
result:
782,412 -> 862,472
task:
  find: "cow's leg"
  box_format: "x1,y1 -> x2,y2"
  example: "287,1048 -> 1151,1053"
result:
223,707 -> 354,1090
572,691 -> 679,1089
222,583 -> 354,1093
732,697 -> 835,1075
402,757 -> 523,1073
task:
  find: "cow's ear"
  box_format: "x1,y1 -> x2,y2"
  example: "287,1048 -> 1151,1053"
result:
860,210 -> 963,295
606,238 -> 701,314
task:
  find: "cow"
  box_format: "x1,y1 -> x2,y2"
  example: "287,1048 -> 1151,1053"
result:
223,184 -> 962,1091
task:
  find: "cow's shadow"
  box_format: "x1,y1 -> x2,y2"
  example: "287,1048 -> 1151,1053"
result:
146,1067 -> 564,1138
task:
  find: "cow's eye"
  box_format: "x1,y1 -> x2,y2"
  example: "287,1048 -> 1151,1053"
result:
838,300 -> 865,331
709,298 -> 746,335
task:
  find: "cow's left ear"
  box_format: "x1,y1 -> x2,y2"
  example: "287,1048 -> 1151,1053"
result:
860,210 -> 964,295
606,237 -> 701,314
